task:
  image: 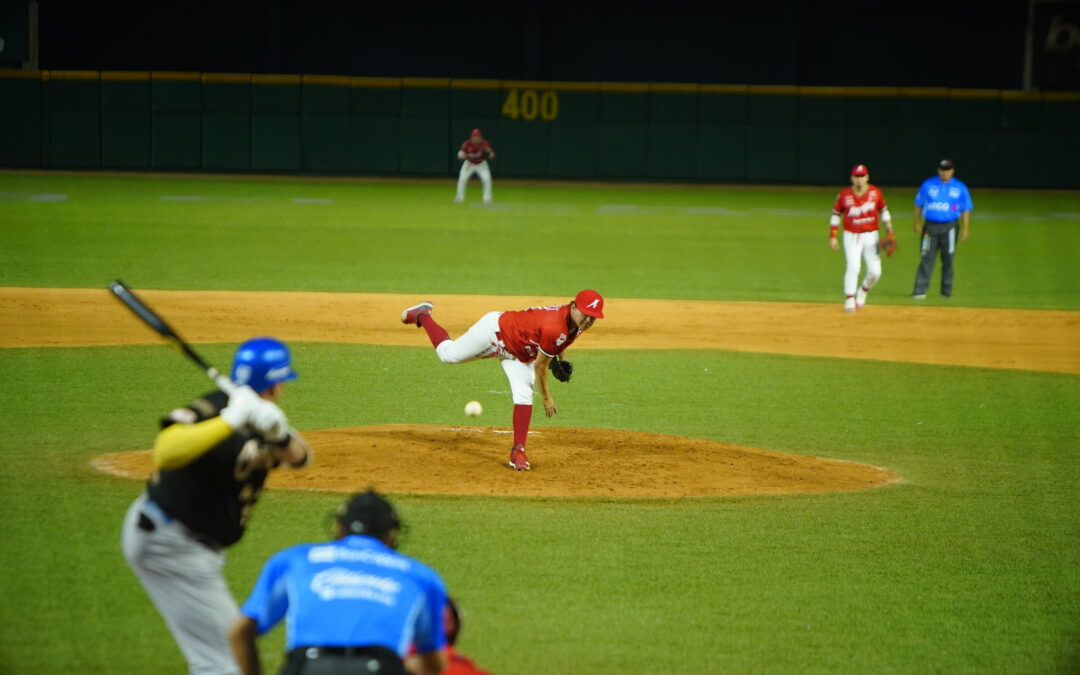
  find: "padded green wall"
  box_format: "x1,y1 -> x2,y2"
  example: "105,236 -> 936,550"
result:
202,78 -> 251,171
151,75 -> 201,170
100,76 -> 150,169
2,72 -> 1077,188
49,74 -> 100,168
252,81 -> 301,171
0,74 -> 42,167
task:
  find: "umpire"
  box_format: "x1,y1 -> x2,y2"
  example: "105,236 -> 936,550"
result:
911,159 -> 974,299
122,337 -> 312,675
229,490 -> 449,675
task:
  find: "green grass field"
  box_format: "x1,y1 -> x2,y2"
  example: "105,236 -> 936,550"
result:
1,172 -> 1078,674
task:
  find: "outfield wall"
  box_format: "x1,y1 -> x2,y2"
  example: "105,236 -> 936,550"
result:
2,71 -> 1078,188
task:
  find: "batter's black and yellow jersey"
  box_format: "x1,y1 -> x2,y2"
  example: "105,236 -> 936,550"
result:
147,390 -> 274,548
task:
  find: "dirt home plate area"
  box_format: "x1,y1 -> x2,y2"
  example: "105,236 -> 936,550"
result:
4,287 -> 1078,498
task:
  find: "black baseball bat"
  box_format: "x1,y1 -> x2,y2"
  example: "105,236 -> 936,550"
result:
108,279 -> 237,394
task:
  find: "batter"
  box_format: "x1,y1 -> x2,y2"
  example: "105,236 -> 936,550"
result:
121,337 -> 312,674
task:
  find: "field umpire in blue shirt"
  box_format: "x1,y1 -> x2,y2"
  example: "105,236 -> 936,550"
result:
229,490 -> 448,675
911,159 -> 974,298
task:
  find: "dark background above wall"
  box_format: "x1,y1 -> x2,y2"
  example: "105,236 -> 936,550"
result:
33,0 -> 1034,89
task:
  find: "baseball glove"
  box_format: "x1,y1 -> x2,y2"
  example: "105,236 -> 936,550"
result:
877,231 -> 897,257
549,356 -> 573,383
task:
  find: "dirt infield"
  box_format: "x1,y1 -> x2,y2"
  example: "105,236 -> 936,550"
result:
90,425 -> 900,498
7,285 -> 1075,497
3,287 -> 1079,374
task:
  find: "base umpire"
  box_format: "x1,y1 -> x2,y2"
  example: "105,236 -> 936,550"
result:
911,159 -> 974,298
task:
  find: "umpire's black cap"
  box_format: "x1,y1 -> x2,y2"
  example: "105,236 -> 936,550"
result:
337,490 -> 401,539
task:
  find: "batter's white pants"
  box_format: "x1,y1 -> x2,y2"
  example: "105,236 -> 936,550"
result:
843,230 -> 882,296
434,311 -> 535,405
456,160 -> 492,202
122,493 -> 240,675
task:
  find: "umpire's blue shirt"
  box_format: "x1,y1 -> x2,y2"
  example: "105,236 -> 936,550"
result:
914,176 -> 974,223
240,535 -> 447,655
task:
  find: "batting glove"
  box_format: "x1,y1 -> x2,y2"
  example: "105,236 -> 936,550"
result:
251,400 -> 290,443
220,385 -> 261,431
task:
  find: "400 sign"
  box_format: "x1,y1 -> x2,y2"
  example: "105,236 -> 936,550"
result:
501,89 -> 559,121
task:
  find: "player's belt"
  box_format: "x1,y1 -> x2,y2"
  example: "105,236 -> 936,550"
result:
141,496 -> 224,552
141,497 -> 174,524
288,645 -> 405,673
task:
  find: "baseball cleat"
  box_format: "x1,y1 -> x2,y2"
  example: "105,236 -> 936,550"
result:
855,287 -> 868,309
401,301 -> 433,326
844,297 -> 856,313
508,443 -> 530,471
912,294 -> 927,300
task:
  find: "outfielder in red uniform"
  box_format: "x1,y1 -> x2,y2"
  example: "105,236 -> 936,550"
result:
829,164 -> 894,311
401,290 -> 605,471
455,128 -> 495,204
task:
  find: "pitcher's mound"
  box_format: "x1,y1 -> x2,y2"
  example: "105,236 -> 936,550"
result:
91,424 -> 900,498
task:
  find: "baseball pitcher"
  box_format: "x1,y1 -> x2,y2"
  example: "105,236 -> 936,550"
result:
401,290 -> 604,471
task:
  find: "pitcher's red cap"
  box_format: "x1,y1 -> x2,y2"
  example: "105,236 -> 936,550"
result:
471,128 -> 482,137
574,289 -> 605,318
851,164 -> 868,176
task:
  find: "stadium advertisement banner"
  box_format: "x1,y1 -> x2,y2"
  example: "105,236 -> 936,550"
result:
0,0 -> 29,65
1033,1 -> 1080,90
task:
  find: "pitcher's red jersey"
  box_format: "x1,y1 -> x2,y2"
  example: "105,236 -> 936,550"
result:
497,305 -> 580,363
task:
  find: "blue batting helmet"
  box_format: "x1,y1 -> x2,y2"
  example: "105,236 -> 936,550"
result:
231,337 -> 298,393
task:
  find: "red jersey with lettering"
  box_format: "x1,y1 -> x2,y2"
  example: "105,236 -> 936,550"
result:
833,185 -> 887,233
497,304 -> 580,363
460,139 -> 492,165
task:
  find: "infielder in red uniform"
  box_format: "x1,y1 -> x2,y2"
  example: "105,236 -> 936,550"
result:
401,290 -> 605,471
829,164 -> 894,311
455,128 -> 495,204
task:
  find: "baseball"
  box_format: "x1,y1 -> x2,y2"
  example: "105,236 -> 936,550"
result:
464,400 -> 483,417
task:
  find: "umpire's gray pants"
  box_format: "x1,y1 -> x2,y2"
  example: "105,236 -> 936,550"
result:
913,220 -> 958,297
121,493 -> 240,675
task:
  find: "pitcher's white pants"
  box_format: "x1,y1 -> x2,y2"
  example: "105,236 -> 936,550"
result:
843,230 -> 882,296
434,311 -> 535,405
456,160 -> 493,202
